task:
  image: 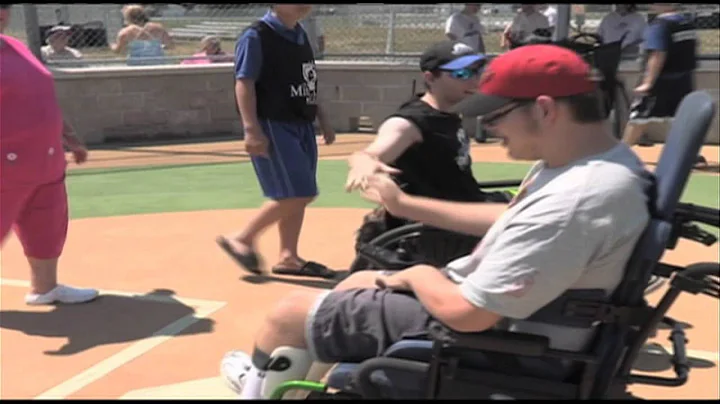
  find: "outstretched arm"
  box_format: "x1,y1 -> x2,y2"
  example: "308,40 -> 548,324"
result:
360,174 -> 507,237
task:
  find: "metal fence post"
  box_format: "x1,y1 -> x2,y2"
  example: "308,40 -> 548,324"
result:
385,6 -> 396,55
23,4 -> 43,61
554,4 -> 571,41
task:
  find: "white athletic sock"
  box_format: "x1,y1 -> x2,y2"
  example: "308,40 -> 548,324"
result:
239,365 -> 265,399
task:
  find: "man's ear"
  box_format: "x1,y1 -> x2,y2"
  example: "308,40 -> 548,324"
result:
535,96 -> 559,122
422,70 -> 435,85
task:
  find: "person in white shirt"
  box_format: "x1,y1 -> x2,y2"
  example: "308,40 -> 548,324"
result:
597,4 -> 647,57
40,25 -> 85,66
502,4 -> 550,49
444,3 -> 486,142
445,3 -> 485,53
541,4 -> 557,35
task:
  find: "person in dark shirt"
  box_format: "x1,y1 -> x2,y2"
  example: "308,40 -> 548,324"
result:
217,4 -> 337,279
622,4 -> 705,164
344,40 -> 500,247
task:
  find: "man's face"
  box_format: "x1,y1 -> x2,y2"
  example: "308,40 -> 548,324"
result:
428,62 -> 484,105
614,4 -> 630,14
650,3 -> 675,14
465,4 -> 481,14
479,100 -> 545,161
521,4 -> 537,14
274,4 -> 313,21
48,31 -> 69,49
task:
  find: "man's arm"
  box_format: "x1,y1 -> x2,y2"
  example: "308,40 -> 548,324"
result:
445,15 -> 459,41
234,30 -> 263,131
639,22 -> 668,88
403,265 -> 502,333
390,193 -> 508,237
348,116 -> 423,171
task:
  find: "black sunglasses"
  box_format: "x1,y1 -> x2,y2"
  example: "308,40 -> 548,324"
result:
481,100 -> 535,126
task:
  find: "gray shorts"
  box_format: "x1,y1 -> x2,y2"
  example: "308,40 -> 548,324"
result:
305,288 -> 433,364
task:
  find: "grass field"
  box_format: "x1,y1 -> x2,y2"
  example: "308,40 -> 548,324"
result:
66,160 -> 720,238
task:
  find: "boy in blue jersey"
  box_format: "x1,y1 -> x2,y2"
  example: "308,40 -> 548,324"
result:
217,4 -> 337,279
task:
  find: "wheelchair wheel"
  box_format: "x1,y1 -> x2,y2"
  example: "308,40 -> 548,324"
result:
349,223 -> 481,273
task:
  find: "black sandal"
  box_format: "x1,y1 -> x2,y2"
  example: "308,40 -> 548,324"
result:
271,261 -> 337,279
216,236 -> 262,275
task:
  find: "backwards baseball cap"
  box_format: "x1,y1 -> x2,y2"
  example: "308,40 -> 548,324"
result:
451,44 -> 599,117
45,25 -> 71,41
420,40 -> 486,72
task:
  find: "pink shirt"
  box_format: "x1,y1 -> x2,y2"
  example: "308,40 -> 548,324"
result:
0,34 -> 66,186
181,51 -> 233,65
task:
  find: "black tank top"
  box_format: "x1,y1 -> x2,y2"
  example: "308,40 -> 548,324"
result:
386,94 -> 483,202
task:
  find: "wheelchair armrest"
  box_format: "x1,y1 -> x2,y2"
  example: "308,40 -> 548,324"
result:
430,324 -> 550,357
476,179 -> 523,189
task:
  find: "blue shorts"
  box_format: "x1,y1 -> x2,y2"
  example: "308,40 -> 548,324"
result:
251,120 -> 318,200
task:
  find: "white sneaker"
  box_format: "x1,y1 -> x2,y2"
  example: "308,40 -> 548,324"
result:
25,284 -> 99,306
221,350 -> 252,395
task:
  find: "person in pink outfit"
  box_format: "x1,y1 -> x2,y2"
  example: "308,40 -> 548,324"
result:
181,35 -> 234,65
1,4 -> 98,305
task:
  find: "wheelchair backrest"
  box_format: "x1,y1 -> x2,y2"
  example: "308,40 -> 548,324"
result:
589,91 -> 716,396
614,91 -> 716,304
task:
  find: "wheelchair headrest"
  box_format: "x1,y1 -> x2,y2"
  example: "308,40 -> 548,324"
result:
651,91 -> 716,220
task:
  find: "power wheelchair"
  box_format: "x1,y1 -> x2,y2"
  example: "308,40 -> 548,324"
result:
269,91 -> 718,400
349,33 -> 631,274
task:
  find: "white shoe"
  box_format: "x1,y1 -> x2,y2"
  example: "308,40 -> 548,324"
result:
221,350 -> 252,395
25,284 -> 99,306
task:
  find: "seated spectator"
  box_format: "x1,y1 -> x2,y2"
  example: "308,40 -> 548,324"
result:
598,4 -> 647,57
181,35 -> 233,64
502,4 -> 550,49
40,25 -> 85,66
112,4 -> 174,66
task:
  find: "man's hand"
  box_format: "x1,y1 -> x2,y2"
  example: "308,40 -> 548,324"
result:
345,152 -> 401,193
243,126 -> 269,158
360,173 -> 405,214
633,82 -> 652,96
320,121 -> 336,145
375,265 -> 437,292
63,133 -> 88,165
375,270 -> 412,292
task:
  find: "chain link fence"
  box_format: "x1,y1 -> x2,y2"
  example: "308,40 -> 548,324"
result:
569,4 -> 719,58
6,3 -> 719,67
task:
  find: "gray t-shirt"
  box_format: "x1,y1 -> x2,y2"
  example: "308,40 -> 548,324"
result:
445,143 -> 651,351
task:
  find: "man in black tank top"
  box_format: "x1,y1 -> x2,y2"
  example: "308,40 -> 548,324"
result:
622,4 -> 704,164
345,40 -> 505,246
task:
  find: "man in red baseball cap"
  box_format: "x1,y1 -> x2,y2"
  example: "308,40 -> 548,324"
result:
216,45 -> 655,398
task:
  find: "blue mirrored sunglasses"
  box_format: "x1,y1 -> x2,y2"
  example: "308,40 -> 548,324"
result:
442,67 -> 483,80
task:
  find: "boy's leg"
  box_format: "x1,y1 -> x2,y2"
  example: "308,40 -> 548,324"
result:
219,121 -> 330,277
221,287 -> 433,399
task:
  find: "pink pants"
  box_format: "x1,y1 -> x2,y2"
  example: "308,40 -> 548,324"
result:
0,175 -> 69,259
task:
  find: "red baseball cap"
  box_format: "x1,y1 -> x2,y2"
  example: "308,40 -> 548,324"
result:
451,44 -> 599,117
